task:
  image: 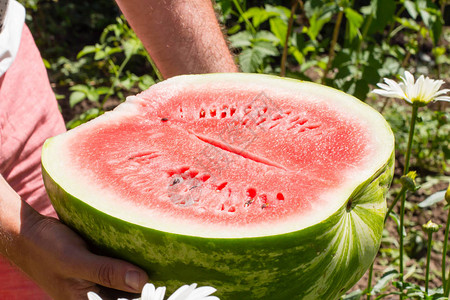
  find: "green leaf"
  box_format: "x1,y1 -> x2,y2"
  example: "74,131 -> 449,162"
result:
94,50 -> 107,61
239,48 -> 263,73
95,87 -> 111,95
227,24 -> 241,35
254,30 -> 279,43
344,8 -> 363,42
269,17 -> 287,46
371,268 -> 398,294
138,74 -> 156,90
418,190 -> 446,208
70,84 -> 90,94
290,47 -> 304,65
306,5 -> 335,41
265,5 -> 290,21
241,7 -> 279,28
69,91 -> 86,108
42,58 -> 51,69
77,45 -> 97,59
253,41 -> 279,57
341,289 -> 363,299
229,31 -> 253,48
86,89 -> 100,103
404,0 -> 418,19
123,38 -> 141,58
369,0 -> 396,33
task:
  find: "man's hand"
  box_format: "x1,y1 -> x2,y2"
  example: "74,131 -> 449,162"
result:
0,176 -> 148,300
21,212 -> 148,299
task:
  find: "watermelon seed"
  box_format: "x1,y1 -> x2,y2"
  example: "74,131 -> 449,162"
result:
277,193 -> 285,201
210,108 -> 216,117
221,111 -> 227,118
230,107 -> 236,116
261,203 -> 269,209
171,178 -> 181,186
244,199 -> 255,207
161,117 -> 169,122
199,109 -> 206,118
228,206 -> 236,213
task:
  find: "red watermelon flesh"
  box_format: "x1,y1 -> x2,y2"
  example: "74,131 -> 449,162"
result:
45,74 -> 391,238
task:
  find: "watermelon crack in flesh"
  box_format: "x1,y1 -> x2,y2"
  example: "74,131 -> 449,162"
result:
42,73 -> 394,299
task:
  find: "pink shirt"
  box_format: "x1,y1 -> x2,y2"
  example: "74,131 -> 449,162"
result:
0,25 -> 65,217
0,25 -> 65,298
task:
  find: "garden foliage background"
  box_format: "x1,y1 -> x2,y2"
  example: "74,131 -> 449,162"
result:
20,0 -> 449,298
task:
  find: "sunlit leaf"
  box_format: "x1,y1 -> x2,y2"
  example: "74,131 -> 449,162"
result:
344,7 -> 363,42
371,268 -> 398,294
69,91 -> 86,108
239,48 -> 263,73
418,190 -> 446,208
229,31 -> 253,48
269,17 -> 287,45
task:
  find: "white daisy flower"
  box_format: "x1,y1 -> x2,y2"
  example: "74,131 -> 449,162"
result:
372,71 -> 450,106
87,283 -> 219,300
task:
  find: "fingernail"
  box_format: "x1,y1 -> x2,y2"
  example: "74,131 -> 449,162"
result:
125,270 -> 141,291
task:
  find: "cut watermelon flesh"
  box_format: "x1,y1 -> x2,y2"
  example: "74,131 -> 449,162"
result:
43,74 -> 393,238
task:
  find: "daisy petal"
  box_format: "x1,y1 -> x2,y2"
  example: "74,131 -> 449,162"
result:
87,292 -> 103,300
153,287 -> 167,300
373,71 -> 449,106
435,96 -> 450,102
141,283 -> 156,300
167,284 -> 194,300
186,286 -> 217,299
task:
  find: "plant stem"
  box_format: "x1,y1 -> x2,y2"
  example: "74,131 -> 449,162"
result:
425,231 -> 433,295
366,262 -> 374,300
398,104 -> 419,298
385,187 -> 407,223
280,0 -> 298,77
102,54 -> 132,107
144,51 -> 164,81
321,9 -> 343,84
443,208 -> 450,293
403,105 -> 418,175
232,0 -> 256,34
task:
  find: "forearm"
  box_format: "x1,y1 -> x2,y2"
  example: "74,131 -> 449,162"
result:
114,0 -> 237,78
0,174 -> 38,266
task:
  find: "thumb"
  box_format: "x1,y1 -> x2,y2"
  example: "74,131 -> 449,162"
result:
80,254 -> 149,293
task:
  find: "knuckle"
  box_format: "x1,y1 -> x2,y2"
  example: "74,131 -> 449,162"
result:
96,263 -> 115,287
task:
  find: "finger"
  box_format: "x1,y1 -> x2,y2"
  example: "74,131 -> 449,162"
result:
76,253 -> 149,293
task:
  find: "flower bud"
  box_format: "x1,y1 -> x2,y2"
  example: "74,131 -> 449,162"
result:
400,171 -> 418,192
422,220 -> 441,233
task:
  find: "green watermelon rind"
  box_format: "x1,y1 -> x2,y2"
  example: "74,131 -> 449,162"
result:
42,74 -> 395,299
42,149 -> 393,299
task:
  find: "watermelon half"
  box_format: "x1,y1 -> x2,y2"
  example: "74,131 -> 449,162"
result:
42,73 -> 394,299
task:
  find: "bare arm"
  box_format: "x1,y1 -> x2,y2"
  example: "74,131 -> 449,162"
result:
114,0 -> 238,78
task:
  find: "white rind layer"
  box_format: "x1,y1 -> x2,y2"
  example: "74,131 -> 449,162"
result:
42,73 -> 394,238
